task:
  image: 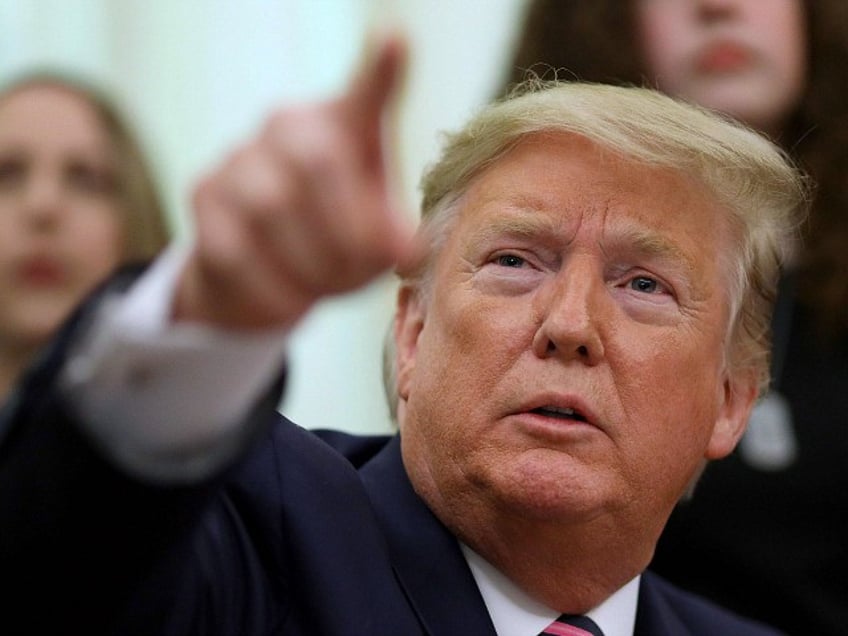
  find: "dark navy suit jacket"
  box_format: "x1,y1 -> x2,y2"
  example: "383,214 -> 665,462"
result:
0,271 -> 784,635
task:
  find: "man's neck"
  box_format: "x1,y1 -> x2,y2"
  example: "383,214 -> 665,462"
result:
464,521 -> 648,613
418,481 -> 655,613
463,543 -> 640,636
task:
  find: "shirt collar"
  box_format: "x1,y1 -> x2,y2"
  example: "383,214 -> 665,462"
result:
461,543 -> 640,636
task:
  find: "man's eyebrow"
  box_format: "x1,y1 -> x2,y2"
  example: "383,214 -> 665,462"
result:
468,212 -> 563,244
465,208 -> 699,274
610,227 -> 695,271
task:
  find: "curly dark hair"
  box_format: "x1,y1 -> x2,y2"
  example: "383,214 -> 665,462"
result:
501,0 -> 848,336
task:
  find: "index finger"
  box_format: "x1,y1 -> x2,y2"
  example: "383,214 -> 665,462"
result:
343,29 -> 408,133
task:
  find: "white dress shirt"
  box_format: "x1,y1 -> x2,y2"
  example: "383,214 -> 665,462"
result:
463,544 -> 639,636
61,244 -> 290,482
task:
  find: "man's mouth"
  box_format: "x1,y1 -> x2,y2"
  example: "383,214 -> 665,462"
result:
530,406 -> 588,423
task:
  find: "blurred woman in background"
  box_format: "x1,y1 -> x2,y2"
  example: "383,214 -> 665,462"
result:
0,73 -> 169,401
502,1 -> 848,634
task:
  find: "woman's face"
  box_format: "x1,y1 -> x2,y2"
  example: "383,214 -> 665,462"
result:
0,84 -> 125,351
635,0 -> 807,137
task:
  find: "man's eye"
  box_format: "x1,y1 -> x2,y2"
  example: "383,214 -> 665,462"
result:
629,276 -> 659,293
496,254 -> 526,268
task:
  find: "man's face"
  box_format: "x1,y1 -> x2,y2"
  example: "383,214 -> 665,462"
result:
395,132 -> 755,546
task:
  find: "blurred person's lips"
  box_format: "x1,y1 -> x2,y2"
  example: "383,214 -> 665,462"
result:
17,256 -> 67,287
696,40 -> 753,74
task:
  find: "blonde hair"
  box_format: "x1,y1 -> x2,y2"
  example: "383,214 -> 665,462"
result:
388,81 -> 808,416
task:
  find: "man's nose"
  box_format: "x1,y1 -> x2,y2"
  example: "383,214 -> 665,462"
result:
531,262 -> 605,365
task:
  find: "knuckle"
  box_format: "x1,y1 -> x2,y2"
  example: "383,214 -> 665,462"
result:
263,106 -> 313,142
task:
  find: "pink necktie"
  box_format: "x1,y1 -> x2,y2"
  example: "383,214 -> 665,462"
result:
539,613 -> 604,636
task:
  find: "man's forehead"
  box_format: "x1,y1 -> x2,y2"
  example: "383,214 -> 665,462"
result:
457,164 -> 720,240
461,130 -> 715,209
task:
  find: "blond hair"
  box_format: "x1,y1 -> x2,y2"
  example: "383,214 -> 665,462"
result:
386,81 -> 808,417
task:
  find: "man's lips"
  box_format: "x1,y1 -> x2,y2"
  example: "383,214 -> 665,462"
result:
513,394 -> 599,429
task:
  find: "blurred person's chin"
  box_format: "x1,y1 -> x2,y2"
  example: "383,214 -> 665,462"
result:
674,70 -> 801,137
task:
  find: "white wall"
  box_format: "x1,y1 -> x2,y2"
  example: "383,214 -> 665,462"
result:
0,0 -> 527,433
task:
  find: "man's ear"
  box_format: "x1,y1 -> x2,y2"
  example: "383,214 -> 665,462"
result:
705,368 -> 759,460
394,284 -> 426,401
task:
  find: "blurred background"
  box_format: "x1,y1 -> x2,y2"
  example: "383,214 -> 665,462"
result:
0,0 -> 526,433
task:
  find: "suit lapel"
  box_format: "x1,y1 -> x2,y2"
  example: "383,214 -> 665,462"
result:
360,436 -> 497,636
634,572 -> 693,636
